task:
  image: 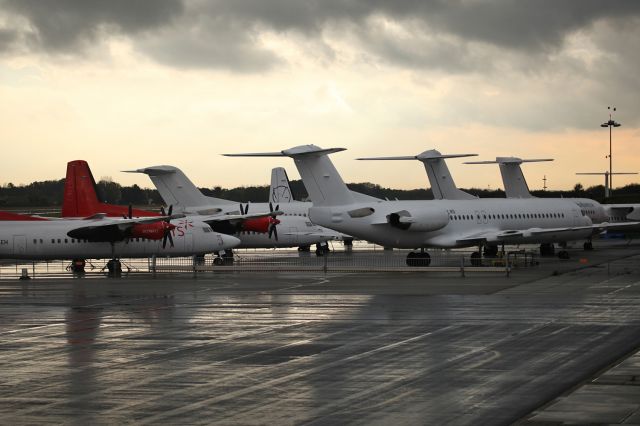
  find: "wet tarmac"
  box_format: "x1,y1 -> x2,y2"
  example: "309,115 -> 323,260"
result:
1,244 -> 640,424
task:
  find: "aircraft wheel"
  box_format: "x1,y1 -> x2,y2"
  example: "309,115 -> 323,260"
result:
558,250 -> 570,260
470,251 -> 482,267
540,243 -> 555,257
583,241 -> 593,251
107,259 -> 122,277
213,257 -> 224,266
416,252 -> 431,267
71,259 -> 86,274
483,245 -> 498,258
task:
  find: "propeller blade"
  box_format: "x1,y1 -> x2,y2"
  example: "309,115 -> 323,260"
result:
244,203 -> 249,214
167,205 -> 173,218
160,206 -> 166,216
269,202 -> 273,212
128,204 -> 133,219
167,232 -> 174,247
272,224 -> 278,241
162,233 -> 168,248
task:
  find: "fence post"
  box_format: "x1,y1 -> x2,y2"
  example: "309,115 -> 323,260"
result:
323,254 -> 328,273
151,254 -> 157,277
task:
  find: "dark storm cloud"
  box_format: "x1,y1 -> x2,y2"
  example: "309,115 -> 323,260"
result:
1,0 -> 184,52
3,0 -> 640,69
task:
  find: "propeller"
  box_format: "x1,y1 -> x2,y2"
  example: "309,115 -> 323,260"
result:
239,203 -> 249,215
160,205 -> 175,248
268,202 -> 280,240
123,204 -> 133,220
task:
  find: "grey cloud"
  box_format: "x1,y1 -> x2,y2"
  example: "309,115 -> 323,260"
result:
2,0 -> 184,52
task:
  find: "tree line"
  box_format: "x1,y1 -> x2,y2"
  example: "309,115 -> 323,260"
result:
0,178 -> 639,208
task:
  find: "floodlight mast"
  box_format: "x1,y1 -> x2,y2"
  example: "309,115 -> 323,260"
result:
600,106 -> 621,197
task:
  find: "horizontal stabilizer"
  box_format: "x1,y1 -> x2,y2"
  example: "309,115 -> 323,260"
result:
224,145 -> 346,158
465,158 -> 553,165
358,150 -> 477,162
123,166 -> 177,176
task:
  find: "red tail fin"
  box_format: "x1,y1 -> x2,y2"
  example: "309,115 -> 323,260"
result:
62,160 -> 159,218
62,160 -> 102,217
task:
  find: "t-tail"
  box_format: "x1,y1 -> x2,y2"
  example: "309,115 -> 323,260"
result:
224,145 -> 355,207
62,160 -> 158,218
124,165 -> 230,213
465,157 -> 553,198
270,167 -> 295,204
357,149 -> 478,200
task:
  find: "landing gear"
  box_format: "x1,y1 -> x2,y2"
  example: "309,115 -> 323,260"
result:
213,249 -> 234,266
584,241 -> 593,251
470,251 -> 482,266
315,242 -> 330,256
71,259 -> 86,274
540,243 -> 555,257
558,250 -> 570,260
406,250 -> 431,267
343,238 -> 354,253
483,244 -> 498,258
298,245 -> 311,252
106,259 -> 122,277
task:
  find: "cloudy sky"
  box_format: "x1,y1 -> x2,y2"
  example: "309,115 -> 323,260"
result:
1,0 -> 639,191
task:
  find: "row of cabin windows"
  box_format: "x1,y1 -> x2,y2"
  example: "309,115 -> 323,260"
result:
449,212 -> 566,221
581,209 -> 596,216
281,213 -> 307,217
33,238 -> 155,244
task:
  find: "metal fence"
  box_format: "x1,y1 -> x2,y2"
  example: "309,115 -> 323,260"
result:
0,247 -> 538,279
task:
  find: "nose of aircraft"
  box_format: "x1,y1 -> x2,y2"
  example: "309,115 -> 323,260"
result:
220,234 -> 241,250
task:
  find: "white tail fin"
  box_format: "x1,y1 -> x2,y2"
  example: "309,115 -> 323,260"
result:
224,145 -> 355,207
124,165 -> 230,211
270,167 -> 294,203
358,149 -> 478,200
465,157 -> 553,198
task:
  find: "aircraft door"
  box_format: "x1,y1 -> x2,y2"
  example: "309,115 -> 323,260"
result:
481,210 -> 488,224
184,233 -> 193,252
13,235 -> 26,256
288,227 -> 298,244
474,210 -> 481,224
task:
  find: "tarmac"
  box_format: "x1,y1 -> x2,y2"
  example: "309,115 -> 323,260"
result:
1,241 -> 640,425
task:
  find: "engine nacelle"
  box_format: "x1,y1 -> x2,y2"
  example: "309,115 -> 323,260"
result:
387,208 -> 449,232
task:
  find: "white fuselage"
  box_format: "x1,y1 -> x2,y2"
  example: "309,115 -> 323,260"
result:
0,219 -> 239,260
185,201 -> 344,248
309,198 -> 604,249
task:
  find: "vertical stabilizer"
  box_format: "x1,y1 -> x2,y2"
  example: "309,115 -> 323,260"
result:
357,150 -> 478,200
125,166 -> 229,211
465,157 -> 553,198
270,167 -> 294,203
62,160 -> 101,217
224,145 -> 355,207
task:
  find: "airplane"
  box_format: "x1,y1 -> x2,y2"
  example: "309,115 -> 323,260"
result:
466,158 -> 640,223
0,214 -> 240,274
224,145 -> 640,266
125,165 -> 349,255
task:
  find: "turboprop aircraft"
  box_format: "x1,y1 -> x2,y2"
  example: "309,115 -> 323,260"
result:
0,214 -> 240,274
224,145 -> 640,266
126,165 -> 348,255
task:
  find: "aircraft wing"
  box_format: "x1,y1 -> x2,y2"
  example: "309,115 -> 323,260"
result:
456,221 -> 640,245
67,216 -> 169,242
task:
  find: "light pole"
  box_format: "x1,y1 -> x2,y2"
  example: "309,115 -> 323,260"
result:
600,106 -> 621,198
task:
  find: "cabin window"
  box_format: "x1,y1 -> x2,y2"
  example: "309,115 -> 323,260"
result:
57,239 -> 61,243
33,239 -> 37,244
39,239 -> 43,243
